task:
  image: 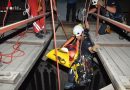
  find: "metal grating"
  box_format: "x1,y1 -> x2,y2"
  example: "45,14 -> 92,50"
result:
19,60 -> 68,90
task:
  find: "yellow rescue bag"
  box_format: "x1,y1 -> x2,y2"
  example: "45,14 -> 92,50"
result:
46,48 -> 78,68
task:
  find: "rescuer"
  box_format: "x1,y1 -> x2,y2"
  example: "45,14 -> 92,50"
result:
28,0 -> 46,39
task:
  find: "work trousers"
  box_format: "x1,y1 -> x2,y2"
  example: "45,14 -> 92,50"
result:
66,3 -> 76,22
28,0 -> 46,33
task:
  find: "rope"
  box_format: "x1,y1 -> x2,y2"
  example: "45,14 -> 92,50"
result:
79,0 -> 91,59
0,31 -> 26,64
1,0 -> 11,38
50,0 -> 61,90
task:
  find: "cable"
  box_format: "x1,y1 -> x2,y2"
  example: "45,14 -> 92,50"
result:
79,0 -> 91,60
50,0 -> 61,90
3,0 -> 11,26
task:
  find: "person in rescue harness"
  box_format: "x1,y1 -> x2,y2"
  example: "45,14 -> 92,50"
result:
66,0 -> 77,22
89,0 -> 127,38
64,21 -> 99,89
28,0 -> 46,39
62,21 -> 99,62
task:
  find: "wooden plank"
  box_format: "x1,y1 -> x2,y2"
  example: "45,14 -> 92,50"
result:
89,32 -> 130,45
15,46 -> 42,72
95,44 -> 130,47
0,45 -> 46,90
0,44 -> 31,69
2,45 -> 40,71
120,47 -> 130,57
113,47 -> 130,69
0,31 -> 52,90
0,71 -> 20,84
0,44 -> 18,71
119,76 -> 130,89
6,33 -> 46,45
14,45 -> 44,90
100,84 -> 115,90
89,26 -> 130,90
97,47 -> 126,90
0,44 -> 38,90
46,23 -> 58,30
105,47 -> 130,76
97,47 -> 123,75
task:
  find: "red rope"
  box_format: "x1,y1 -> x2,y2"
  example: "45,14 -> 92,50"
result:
0,32 -> 26,64
3,0 -> 11,26
50,0 -> 61,90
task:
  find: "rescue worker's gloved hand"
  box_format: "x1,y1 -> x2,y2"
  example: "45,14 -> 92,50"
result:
98,0 -> 105,7
92,44 -> 100,52
88,44 -> 100,53
60,47 -> 68,53
84,20 -> 89,29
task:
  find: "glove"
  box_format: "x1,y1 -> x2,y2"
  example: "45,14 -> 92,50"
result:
60,47 -> 68,53
88,44 -> 100,53
97,0 -> 105,7
92,44 -> 100,52
85,20 -> 89,29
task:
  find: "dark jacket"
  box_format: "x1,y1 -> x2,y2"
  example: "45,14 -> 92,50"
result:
67,0 -> 77,4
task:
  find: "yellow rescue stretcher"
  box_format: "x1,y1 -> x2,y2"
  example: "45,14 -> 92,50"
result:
46,47 -> 78,68
46,37 -> 79,68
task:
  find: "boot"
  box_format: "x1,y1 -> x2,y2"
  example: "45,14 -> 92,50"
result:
40,30 -> 44,34
35,32 -> 43,39
88,44 -> 100,53
64,82 -> 75,89
41,30 -> 50,35
105,25 -> 113,34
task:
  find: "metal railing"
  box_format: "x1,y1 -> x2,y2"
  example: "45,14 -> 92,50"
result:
92,13 -> 130,33
0,12 -> 50,34
91,12 -> 130,37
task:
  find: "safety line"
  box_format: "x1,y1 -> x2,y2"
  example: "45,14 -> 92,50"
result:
96,6 -> 100,36
50,0 -> 61,90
